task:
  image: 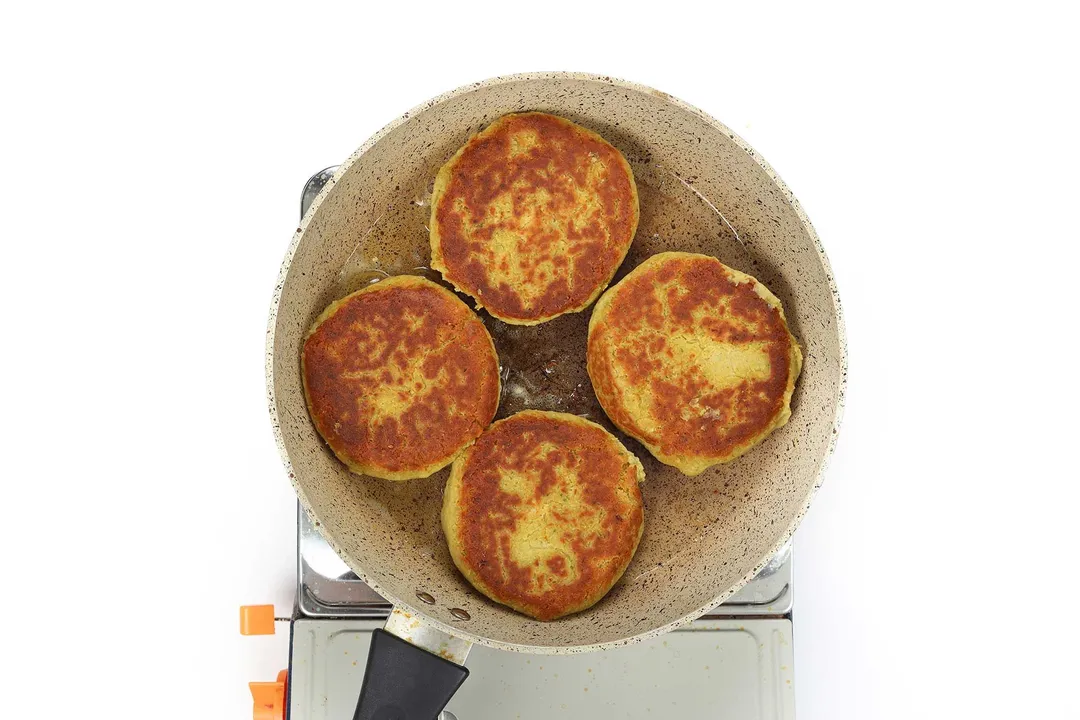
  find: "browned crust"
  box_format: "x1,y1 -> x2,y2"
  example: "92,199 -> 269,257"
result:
587,252 -> 802,475
301,275 -> 500,481
443,411 -> 645,620
430,112 -> 639,324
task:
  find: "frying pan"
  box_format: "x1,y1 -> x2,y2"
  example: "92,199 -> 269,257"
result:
267,72 -> 845,719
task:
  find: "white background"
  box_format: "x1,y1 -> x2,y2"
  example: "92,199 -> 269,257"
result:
2,2 -> 1078,718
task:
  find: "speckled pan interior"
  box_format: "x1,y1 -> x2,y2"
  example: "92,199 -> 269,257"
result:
268,73 -> 845,652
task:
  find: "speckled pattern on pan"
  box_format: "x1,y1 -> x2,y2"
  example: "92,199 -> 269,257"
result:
266,72 -> 847,654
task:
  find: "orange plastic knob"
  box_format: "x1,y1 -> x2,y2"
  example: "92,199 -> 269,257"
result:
239,605 -> 276,635
249,669 -> 288,720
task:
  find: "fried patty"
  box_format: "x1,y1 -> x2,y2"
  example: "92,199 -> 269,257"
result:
430,112 -> 639,325
301,275 -> 500,481
587,252 -> 802,476
442,410 -> 645,621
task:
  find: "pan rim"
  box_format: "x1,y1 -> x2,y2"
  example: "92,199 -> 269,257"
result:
265,70 -> 848,654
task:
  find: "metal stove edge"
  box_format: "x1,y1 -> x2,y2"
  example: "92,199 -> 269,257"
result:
296,505 -> 792,621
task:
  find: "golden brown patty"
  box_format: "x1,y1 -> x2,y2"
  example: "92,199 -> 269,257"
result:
301,275 -> 500,481
587,252 -> 802,476
442,410 -> 645,621
430,112 -> 639,325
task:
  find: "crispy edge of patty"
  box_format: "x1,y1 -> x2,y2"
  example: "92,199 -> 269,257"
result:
429,112 -> 640,325
442,410 -> 646,620
301,274 -> 501,481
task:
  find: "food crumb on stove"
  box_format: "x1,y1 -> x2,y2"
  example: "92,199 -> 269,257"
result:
352,660 -> 357,666
584,687 -> 589,692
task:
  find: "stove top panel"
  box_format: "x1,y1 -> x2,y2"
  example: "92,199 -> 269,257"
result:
289,618 -> 794,720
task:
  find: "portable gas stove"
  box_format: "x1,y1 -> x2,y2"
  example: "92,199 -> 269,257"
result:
242,168 -> 797,720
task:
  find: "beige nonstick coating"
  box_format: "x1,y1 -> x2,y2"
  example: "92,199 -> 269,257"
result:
267,72 -> 846,653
